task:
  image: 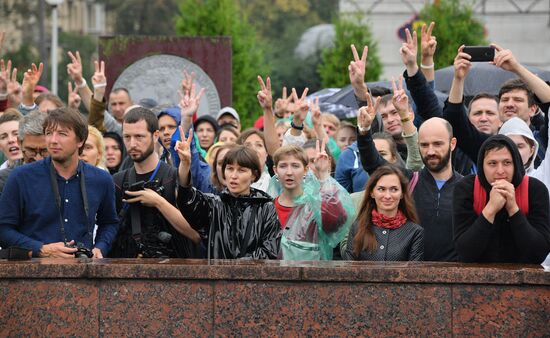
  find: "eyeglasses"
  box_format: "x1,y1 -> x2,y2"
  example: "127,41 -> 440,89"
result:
22,147 -> 49,158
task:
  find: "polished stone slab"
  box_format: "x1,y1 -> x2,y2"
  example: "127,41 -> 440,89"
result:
0,259 -> 547,336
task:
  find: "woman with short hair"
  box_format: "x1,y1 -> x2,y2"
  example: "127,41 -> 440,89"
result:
176,133 -> 281,259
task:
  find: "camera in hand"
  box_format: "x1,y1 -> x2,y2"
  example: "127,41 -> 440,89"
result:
124,180 -> 165,199
66,242 -> 94,258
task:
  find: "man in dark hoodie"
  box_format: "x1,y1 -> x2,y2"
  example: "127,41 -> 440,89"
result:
453,135 -> 550,263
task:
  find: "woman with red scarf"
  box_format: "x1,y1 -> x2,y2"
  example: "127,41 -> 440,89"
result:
344,165 -> 424,261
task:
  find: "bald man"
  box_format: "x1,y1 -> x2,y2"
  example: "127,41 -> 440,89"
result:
357,117 -> 462,261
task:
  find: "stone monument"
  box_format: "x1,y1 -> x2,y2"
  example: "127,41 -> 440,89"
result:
98,36 -> 232,117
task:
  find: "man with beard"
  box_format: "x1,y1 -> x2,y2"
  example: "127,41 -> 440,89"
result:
358,112 -> 461,261
109,107 -> 200,258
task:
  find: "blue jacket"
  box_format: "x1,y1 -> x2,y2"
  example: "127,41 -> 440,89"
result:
335,142 -> 368,193
0,158 -> 119,256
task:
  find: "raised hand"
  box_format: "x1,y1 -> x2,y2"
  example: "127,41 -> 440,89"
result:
21,62 -> 43,105
421,22 -> 437,59
91,60 -> 106,101
357,92 -> 381,131
399,28 -> 418,69
181,70 -> 196,94
176,127 -> 193,166
67,82 -> 81,109
6,64 -> 19,98
256,75 -> 273,111
391,75 -> 409,116
179,83 -> 204,118
491,43 -> 521,73
454,45 -> 472,80
310,96 -> 321,128
289,87 -> 309,124
349,44 -> 368,88
67,51 -> 84,85
0,60 -> 20,106
0,59 -> 12,94
274,86 -> 289,118
312,138 -> 330,180
288,87 -> 309,113
22,62 -> 43,89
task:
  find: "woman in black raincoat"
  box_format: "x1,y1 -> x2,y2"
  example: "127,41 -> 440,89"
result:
175,130 -> 281,259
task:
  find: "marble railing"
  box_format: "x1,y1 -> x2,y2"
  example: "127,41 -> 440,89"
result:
0,259 -> 548,336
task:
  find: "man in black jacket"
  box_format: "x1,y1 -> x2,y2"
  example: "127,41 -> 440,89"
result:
453,135 -> 550,263
358,93 -> 461,261
109,107 -> 200,258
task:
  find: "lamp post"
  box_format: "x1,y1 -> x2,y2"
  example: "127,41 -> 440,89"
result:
45,0 -> 64,95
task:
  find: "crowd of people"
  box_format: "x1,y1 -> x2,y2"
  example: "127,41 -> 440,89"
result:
0,22 -> 549,264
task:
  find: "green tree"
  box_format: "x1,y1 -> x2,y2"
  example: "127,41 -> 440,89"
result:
175,0 -> 270,129
242,0 -> 338,96
318,17 -> 382,88
100,0 -> 179,35
418,0 -> 487,69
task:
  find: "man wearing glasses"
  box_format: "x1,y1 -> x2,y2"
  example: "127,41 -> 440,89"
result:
0,110 -> 48,195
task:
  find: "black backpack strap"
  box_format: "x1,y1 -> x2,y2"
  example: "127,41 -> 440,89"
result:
126,168 -> 142,240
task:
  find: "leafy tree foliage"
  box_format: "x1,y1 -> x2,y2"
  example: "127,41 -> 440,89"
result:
419,0 -> 488,69
100,0 -> 179,35
242,0 -> 338,96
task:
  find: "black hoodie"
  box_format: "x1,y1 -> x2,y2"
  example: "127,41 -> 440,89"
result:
453,135 -> 550,263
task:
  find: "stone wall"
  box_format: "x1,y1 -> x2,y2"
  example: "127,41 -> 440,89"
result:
0,259 -> 548,336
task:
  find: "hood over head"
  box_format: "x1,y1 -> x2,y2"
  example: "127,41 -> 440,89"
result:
477,134 -> 525,190
498,116 -> 538,173
157,106 -> 182,126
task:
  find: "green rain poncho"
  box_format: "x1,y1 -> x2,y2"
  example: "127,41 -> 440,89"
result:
268,172 -> 355,260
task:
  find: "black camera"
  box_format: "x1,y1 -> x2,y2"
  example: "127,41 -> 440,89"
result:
124,180 -> 165,199
67,242 -> 94,258
135,231 -> 173,258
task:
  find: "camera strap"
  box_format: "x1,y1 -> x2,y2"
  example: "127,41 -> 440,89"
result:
127,160 -> 163,240
49,159 -> 90,245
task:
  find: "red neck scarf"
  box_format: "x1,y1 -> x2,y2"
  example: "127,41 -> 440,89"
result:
371,209 -> 407,229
